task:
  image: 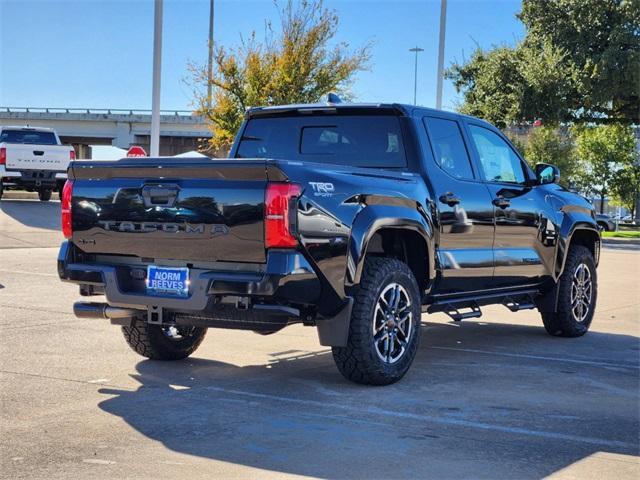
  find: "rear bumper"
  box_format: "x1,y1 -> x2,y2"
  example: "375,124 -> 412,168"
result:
57,241 -> 321,311
0,165 -> 21,178
1,166 -> 66,187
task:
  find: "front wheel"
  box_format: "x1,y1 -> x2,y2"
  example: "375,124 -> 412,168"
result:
122,317 -> 207,360
332,257 -> 421,385
541,245 -> 597,337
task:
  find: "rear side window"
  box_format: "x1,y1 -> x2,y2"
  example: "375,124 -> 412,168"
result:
236,115 -> 406,168
423,117 -> 474,179
0,130 -> 57,145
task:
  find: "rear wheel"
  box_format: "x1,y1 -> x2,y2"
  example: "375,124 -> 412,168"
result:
332,257 -> 421,385
597,222 -> 609,232
542,245 -> 597,337
37,189 -> 52,202
122,317 -> 207,360
0,181 -> 3,200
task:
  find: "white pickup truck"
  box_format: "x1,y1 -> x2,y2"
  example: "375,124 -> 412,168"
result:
0,126 -> 75,201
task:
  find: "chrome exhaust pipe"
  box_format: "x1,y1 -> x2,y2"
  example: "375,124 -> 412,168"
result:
73,302 -> 140,320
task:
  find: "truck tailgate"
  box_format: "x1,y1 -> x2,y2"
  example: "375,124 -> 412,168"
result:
5,144 -> 71,172
69,158 -> 284,263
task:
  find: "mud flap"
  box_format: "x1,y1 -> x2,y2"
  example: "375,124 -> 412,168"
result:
316,298 -> 353,347
535,282 -> 560,313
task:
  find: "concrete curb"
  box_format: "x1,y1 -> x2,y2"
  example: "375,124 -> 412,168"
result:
602,237 -> 640,246
1,191 -> 60,200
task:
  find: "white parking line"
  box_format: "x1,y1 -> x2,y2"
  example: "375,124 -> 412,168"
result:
205,385 -> 636,450
429,346 -> 639,370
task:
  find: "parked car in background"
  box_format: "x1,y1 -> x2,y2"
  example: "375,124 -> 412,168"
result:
596,214 -> 616,231
0,126 -> 75,201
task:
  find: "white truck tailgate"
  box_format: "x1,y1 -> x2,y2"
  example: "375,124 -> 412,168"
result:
5,144 -> 72,172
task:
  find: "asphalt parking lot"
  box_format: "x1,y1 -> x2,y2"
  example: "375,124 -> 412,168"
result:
1,194 -> 639,480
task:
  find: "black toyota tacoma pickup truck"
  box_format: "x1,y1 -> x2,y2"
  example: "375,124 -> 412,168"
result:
58,102 -> 600,385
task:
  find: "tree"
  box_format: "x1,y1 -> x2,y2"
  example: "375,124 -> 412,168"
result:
191,0 -> 371,154
573,124 -> 637,213
611,162 -> 640,218
448,42 -> 574,127
448,47 -> 524,128
447,0 -> 640,125
519,0 -> 640,123
524,126 -> 577,186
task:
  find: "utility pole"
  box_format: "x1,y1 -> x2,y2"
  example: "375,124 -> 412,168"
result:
435,0 -> 447,110
207,0 -> 215,109
409,46 -> 424,106
150,0 -> 163,157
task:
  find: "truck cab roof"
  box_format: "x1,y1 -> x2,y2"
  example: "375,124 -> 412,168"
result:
245,101 -> 495,130
0,126 -> 56,133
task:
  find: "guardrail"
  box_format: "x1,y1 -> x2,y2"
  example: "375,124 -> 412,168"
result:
0,107 -> 195,116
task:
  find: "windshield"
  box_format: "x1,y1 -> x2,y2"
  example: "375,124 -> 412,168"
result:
236,115 -> 406,168
0,130 -> 58,145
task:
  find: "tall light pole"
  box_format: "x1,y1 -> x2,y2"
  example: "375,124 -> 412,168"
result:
409,46 -> 424,106
150,0 -> 163,157
207,0 -> 215,108
435,0 -> 448,110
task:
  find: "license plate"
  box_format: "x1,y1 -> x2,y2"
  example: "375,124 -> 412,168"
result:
146,266 -> 189,297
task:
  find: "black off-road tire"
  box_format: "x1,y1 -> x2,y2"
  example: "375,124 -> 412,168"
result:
542,245 -> 597,337
332,257 -> 421,386
0,181 -> 3,200
38,189 -> 52,202
122,317 -> 207,360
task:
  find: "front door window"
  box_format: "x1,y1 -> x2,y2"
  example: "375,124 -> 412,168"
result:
468,125 -> 526,184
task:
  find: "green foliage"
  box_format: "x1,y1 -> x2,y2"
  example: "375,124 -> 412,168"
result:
505,131 -> 528,158
611,163 -> 640,217
524,127 -> 576,186
192,0 -> 371,153
447,0 -> 640,125
448,47 -> 523,128
601,230 -> 640,238
573,124 -> 637,213
519,0 -> 640,123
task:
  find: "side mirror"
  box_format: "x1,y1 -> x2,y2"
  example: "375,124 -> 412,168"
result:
535,163 -> 560,185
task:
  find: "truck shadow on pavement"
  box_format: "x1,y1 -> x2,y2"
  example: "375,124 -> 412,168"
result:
98,320 -> 639,478
0,199 -> 61,231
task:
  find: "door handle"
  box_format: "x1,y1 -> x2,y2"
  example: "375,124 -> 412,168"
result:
33,150 -> 44,156
492,196 -> 510,209
439,192 -> 461,207
141,184 -> 180,207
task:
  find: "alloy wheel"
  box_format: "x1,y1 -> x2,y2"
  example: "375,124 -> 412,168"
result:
570,263 -> 593,322
372,283 -> 413,364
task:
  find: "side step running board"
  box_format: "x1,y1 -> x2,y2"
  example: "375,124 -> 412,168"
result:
502,295 -> 536,312
443,303 -> 482,321
426,288 -> 539,321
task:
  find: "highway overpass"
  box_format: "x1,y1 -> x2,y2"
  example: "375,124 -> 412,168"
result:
0,107 -> 212,157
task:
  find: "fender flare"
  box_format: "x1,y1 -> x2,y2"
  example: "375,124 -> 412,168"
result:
539,223 -> 600,314
555,219 -> 601,280
345,204 -> 435,287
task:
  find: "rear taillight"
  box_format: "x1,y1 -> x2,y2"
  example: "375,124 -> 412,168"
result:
265,182 -> 301,249
69,149 -> 76,161
0,147 -> 6,165
61,180 -> 74,239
